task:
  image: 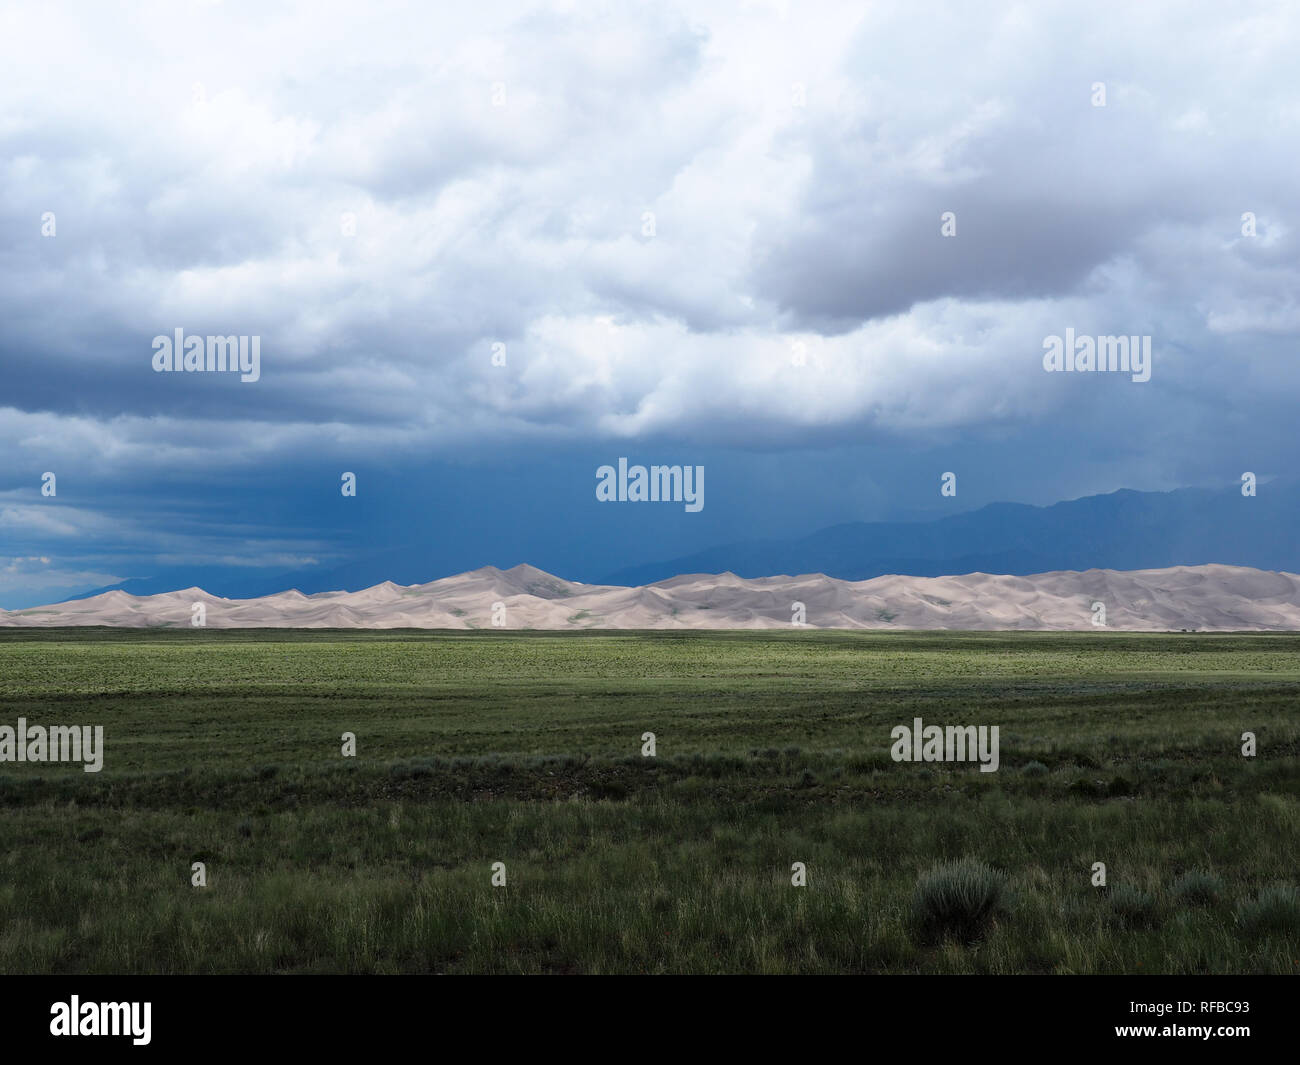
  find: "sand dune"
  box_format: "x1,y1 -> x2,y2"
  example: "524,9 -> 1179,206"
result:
3,563 -> 1299,631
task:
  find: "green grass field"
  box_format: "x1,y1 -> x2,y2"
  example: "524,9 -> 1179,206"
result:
0,628 -> 1297,974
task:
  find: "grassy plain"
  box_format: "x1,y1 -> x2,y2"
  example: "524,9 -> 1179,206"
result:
0,628 -> 1296,973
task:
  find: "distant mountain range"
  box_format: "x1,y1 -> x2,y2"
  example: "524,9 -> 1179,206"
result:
9,563 -> 1300,631
600,479 -> 1296,586
59,479 -> 1294,603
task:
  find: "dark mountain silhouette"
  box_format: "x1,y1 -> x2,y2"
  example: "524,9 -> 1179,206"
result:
61,479 -> 1292,602
599,479 -> 1296,585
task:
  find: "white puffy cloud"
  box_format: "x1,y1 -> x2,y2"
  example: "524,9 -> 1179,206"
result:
0,0 -> 1296,474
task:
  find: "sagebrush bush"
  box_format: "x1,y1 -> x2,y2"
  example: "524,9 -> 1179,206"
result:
1021,761 -> 1048,777
1235,885 -> 1300,936
1171,870 -> 1225,907
1108,884 -> 1161,929
910,859 -> 1010,944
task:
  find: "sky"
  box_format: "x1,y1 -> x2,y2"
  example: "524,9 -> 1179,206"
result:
2,0 -> 1298,607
